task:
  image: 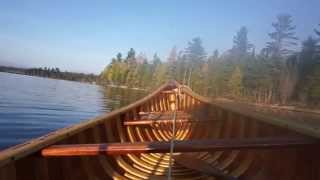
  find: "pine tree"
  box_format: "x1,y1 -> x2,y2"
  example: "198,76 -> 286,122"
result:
167,46 -> 178,80
116,53 -> 122,62
262,14 -> 299,104
315,24 -> 320,37
185,37 -> 206,64
232,26 -> 253,56
266,14 -> 298,58
315,24 -> 320,54
184,37 -> 206,87
298,37 -> 318,84
126,48 -> 136,64
304,26 -> 320,104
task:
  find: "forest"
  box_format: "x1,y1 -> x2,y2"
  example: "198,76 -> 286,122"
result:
100,14 -> 320,107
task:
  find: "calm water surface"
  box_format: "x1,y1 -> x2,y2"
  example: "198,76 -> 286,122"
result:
0,72 -> 146,149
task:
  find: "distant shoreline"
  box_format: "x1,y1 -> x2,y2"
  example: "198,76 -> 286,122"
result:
0,65 -> 97,84
0,71 -> 97,85
101,83 -> 147,91
0,67 -> 147,91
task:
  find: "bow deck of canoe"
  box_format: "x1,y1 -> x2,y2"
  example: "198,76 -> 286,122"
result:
1,81 -> 320,180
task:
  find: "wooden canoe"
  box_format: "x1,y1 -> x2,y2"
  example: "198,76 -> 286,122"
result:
1,80 -> 320,180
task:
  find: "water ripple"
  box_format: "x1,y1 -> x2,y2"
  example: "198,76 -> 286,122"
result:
0,72 -> 146,149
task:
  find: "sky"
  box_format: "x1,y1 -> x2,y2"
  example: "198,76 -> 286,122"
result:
0,0 -> 319,74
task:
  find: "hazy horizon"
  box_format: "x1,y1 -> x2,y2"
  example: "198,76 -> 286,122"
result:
1,0 -> 320,73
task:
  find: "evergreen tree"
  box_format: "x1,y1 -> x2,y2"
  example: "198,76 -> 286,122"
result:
127,48 -> 135,59
126,48 -> 136,64
300,27 -> 320,103
184,37 -> 206,87
315,24 -> 320,53
266,14 -> 298,58
299,37 -> 318,80
315,24 -> 320,37
262,14 -> 298,104
232,26 -> 253,56
116,53 -> 122,62
184,37 -> 206,64
167,47 -> 178,79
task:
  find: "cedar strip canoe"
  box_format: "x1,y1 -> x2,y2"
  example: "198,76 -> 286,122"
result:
1,80 -> 320,180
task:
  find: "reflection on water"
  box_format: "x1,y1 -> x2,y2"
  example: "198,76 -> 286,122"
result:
101,84 -> 146,111
0,72 -> 146,150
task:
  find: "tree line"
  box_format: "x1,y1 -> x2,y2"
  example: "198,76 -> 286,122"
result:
25,67 -> 97,83
100,14 -> 320,106
0,66 -> 97,83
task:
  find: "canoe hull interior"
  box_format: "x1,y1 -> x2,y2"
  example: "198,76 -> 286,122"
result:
0,81 -> 320,180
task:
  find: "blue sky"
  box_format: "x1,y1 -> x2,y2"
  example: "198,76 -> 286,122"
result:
0,0 -> 319,74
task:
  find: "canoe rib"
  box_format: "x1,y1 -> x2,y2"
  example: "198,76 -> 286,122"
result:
41,137 -> 318,157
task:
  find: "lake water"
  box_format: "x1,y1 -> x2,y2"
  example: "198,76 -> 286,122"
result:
0,72 -> 146,150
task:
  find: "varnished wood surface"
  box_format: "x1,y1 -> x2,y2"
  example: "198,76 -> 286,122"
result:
1,80 -> 320,180
212,99 -> 320,139
123,119 -> 210,126
41,137 -> 319,157
174,153 -> 237,180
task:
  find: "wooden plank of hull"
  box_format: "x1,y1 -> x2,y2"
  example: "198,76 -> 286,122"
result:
41,137 -> 318,157
173,153 -> 237,180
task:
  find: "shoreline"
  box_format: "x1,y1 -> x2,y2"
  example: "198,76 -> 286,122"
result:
0,71 -> 147,91
98,83 -> 147,91
0,71 -> 96,84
